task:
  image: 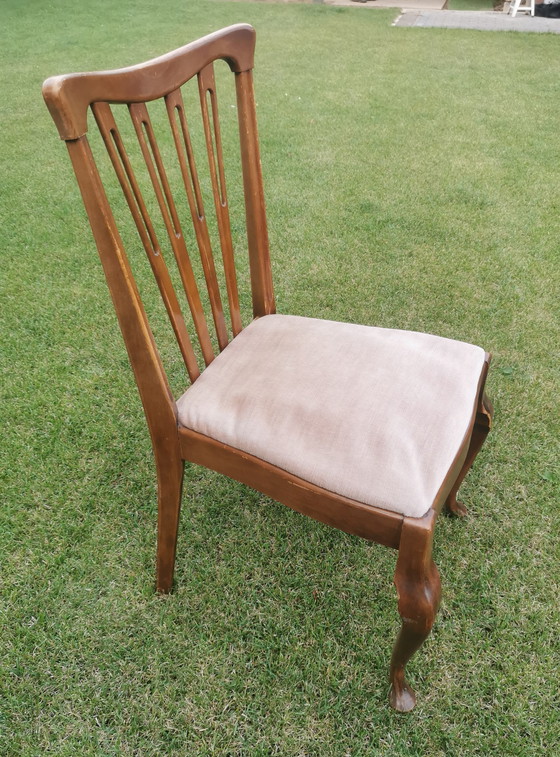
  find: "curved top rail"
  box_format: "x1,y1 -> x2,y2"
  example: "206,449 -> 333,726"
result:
43,24 -> 256,140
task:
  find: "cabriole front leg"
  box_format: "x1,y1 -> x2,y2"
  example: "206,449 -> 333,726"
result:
389,510 -> 441,712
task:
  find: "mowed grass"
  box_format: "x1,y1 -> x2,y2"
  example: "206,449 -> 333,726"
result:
447,0 -> 494,11
1,0 -> 559,754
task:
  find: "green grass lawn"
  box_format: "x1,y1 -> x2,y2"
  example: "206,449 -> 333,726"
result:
447,0 -> 494,11
2,0 -> 559,754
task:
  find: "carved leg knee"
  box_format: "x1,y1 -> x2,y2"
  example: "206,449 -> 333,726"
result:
389,511 -> 441,712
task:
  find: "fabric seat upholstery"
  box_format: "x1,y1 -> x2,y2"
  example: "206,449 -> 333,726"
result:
177,314 -> 486,518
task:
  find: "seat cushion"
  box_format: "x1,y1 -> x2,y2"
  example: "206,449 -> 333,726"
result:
177,314 -> 486,518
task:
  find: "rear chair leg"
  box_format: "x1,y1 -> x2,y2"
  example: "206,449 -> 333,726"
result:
155,449 -> 184,593
446,393 -> 493,517
389,510 -> 441,712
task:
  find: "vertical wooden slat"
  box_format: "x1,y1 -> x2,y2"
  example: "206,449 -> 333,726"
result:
65,136 -> 177,440
92,102 -> 201,382
165,88 -> 242,344
234,70 -> 275,318
128,102 -> 220,363
198,65 -> 243,336
61,52 -> 273,393
164,89 -> 205,219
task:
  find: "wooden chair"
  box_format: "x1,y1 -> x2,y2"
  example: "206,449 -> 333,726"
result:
42,24 -> 492,711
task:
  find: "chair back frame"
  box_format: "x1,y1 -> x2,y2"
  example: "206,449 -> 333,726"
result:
43,24 -> 275,452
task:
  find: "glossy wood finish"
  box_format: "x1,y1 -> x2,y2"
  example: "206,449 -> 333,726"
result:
445,392 -> 493,517
128,100 -> 223,357
433,354 -> 492,516
43,25 -> 257,140
198,64 -> 243,337
43,24 -> 492,710
155,442 -> 185,593
92,100 -> 206,379
235,70 -> 275,318
390,510 -> 441,712
65,135 -> 177,440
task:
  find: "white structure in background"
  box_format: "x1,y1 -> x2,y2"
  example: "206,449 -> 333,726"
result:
509,0 -> 535,16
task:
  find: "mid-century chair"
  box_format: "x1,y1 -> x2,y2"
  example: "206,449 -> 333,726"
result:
43,24 -> 492,711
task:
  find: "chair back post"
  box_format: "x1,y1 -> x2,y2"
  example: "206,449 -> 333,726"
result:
235,70 -> 276,318
65,135 -> 178,447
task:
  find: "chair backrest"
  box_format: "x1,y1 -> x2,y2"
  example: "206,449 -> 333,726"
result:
43,24 -> 275,438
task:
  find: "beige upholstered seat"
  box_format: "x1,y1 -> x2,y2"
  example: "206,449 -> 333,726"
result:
177,314 -> 486,518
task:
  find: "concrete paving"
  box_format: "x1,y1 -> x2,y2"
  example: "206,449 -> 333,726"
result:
393,8 -> 560,32
234,0 -> 560,32
325,0 -> 560,32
